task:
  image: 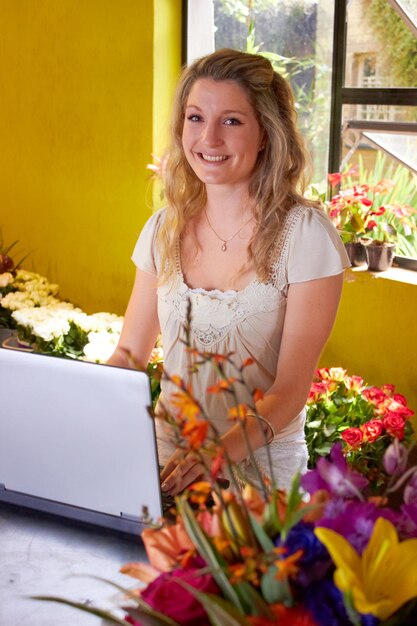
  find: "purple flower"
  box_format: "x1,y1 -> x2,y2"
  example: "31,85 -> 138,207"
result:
303,576 -> 380,626
301,443 -> 368,497
279,521 -> 331,585
383,439 -> 408,475
316,499 -> 399,554
399,503 -> 417,538
404,470 -> 417,504
303,576 -> 351,626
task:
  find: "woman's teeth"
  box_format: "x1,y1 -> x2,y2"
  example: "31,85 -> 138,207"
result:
201,154 -> 228,162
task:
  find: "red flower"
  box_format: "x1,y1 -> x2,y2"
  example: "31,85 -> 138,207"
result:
366,219 -> 377,230
328,172 -> 342,188
247,604 -> 318,626
362,387 -> 387,406
341,427 -> 364,449
137,565 -> 219,626
383,413 -> 406,440
362,419 -> 384,443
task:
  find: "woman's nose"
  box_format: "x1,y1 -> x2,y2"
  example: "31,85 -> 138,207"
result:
201,121 -> 223,146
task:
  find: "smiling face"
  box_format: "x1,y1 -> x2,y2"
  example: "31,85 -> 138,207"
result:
181,78 -> 264,190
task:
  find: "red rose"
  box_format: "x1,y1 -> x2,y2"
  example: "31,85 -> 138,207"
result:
362,387 -> 386,406
383,412 -> 406,440
137,564 -> 219,625
341,427 -> 364,449
362,419 -> 384,443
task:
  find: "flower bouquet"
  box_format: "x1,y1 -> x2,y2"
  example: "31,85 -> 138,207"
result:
305,367 -> 415,489
34,323 -> 417,626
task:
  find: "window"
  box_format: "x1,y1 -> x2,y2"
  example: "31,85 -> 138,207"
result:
184,0 -> 417,263
186,0 -> 336,184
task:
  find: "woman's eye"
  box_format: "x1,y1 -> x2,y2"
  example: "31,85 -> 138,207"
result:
187,114 -> 201,122
224,118 -> 241,126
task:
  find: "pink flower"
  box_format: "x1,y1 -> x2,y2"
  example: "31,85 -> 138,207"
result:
341,427 -> 364,449
138,562 -> 219,626
366,219 -> 377,230
362,419 -> 384,443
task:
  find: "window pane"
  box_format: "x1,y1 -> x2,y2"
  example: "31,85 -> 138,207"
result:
340,107 -> 417,259
212,0 -> 335,184
345,0 -> 417,88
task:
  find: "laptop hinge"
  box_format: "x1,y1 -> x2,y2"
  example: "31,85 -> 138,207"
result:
120,512 -> 141,523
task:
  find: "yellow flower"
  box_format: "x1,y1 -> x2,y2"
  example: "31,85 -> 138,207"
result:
315,517 -> 417,620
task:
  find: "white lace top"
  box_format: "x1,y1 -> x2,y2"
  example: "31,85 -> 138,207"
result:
132,205 -> 350,486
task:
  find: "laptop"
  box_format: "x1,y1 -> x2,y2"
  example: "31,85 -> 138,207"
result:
0,347 -> 163,535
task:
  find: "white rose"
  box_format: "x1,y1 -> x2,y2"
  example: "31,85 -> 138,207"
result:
0,272 -> 14,288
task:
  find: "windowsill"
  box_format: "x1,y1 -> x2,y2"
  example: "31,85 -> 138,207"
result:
346,265 -> 417,286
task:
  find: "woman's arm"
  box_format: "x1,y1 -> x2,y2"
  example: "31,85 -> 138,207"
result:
107,268 -> 160,370
161,272 -> 344,494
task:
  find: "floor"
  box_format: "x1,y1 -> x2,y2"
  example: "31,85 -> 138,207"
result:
0,503 -> 147,626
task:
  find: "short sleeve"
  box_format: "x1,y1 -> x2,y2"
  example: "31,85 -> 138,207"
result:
131,209 -> 165,275
287,206 -> 351,284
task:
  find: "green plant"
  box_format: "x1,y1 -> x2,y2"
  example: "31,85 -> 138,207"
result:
367,0 -> 417,90
327,156 -> 417,252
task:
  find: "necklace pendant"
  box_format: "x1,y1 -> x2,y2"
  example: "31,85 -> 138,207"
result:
221,242 -> 227,252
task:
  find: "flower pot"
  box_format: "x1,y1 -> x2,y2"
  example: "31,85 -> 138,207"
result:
344,242 -> 367,267
365,243 -> 395,272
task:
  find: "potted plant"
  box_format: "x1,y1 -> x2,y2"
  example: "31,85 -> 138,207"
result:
326,174 -> 417,271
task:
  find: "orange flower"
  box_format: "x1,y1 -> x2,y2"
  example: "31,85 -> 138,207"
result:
253,388 -> 264,402
242,484 -> 266,520
228,403 -> 249,420
181,419 -> 208,449
210,450 -> 224,479
188,481 -> 212,505
171,390 -> 201,420
274,548 -> 303,580
120,561 -> 160,584
140,522 -> 195,572
207,377 -> 237,393
241,357 -> 254,368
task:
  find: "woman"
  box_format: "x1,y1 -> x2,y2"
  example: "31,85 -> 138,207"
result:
108,48 -> 350,495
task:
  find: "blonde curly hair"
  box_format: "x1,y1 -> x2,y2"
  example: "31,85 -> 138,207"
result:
157,48 -> 319,285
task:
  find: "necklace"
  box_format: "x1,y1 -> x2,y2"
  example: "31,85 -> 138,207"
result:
204,208 -> 254,252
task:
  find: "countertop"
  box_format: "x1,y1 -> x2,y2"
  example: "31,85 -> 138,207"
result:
0,503 -> 146,626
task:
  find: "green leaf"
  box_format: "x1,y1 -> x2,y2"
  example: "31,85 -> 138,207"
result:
31,596 -> 129,625
70,575 -> 180,625
177,498 -> 245,613
260,566 -> 292,605
174,583 -> 250,626
125,607 -> 181,626
235,582 -> 276,619
248,514 -> 275,552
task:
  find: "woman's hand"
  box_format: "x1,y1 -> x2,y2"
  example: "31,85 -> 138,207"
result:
160,449 -> 209,496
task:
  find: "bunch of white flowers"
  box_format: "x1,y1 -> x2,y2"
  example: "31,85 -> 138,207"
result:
12,303 -> 79,343
83,330 -> 120,363
0,269 -> 60,312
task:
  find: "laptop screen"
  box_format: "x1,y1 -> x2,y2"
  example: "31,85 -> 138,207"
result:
0,348 -> 162,532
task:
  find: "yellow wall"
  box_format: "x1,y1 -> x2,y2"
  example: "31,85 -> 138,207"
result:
0,0 -> 181,315
321,269 -> 417,422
